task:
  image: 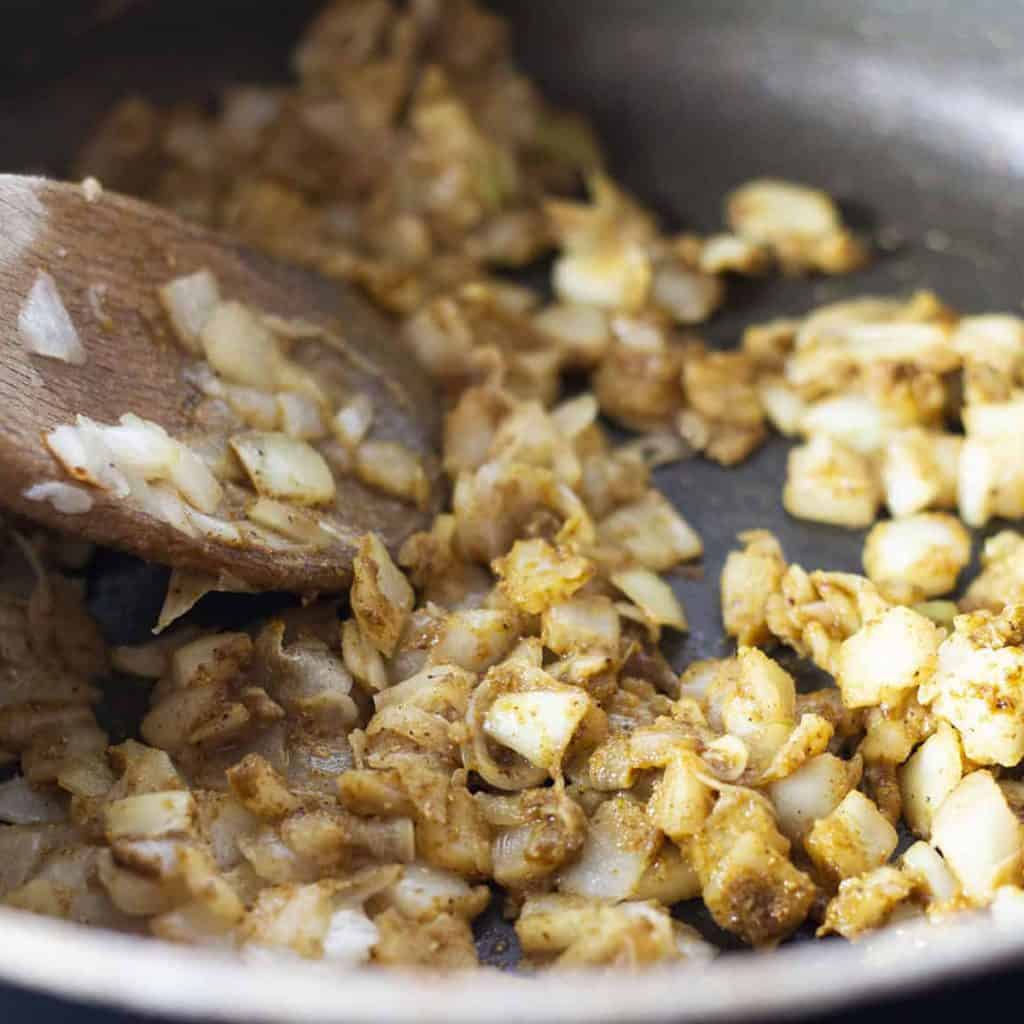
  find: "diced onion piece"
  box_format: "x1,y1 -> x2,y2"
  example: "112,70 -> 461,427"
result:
351,533 -> 414,657
384,864 -> 486,922
729,179 -> 841,242
901,841 -> 959,905
226,387 -> 280,430
599,491 -> 702,570
101,414 -> 178,478
355,441 -> 429,509
45,417 -> 129,496
800,395 -> 899,455
553,243 -> 651,311
80,176 -> 103,202
484,688 -> 592,771
768,753 -> 857,840
805,790 -> 898,882
551,393 -> 599,440
651,263 -> 722,324
200,301 -> 280,388
557,797 -> 658,901
899,724 -> 962,839
494,538 -> 593,615
758,379 -> 806,436
246,497 -> 331,547
186,509 -> 242,545
835,607 -> 942,709
648,756 -> 714,841
331,395 -> 374,449
172,631 -> 252,689
0,776 -> 68,825
783,436 -> 880,528
699,233 -> 768,274
610,568 -> 688,632
534,304 -> 610,367
277,392 -> 326,441
863,513 -> 970,601
132,480 -> 194,536
230,431 -> 335,505
19,270 -> 86,365
22,481 -> 93,515
322,907 -> 379,965
168,444 -> 223,514
104,791 -> 196,841
155,569 -> 251,634
541,596 -> 620,656
432,610 -> 519,672
919,618 -> 1024,767
158,270 -> 221,353
931,771 -> 1024,900
882,430 -> 961,519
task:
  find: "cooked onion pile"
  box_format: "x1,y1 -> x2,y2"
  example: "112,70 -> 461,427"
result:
4,0 -> 1024,973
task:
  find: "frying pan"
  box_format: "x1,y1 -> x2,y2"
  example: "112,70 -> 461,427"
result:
1,0 -> 1023,1019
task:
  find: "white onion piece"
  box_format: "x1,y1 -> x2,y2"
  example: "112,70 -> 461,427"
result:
331,394 -> 374,449
167,445 -> 223,514
101,414 -> 178,478
230,432 -> 335,505
0,776 -> 68,825
22,481 -> 93,515
19,271 -> 86,365
557,798 -> 655,901
155,568 -> 255,632
226,387 -> 279,430
610,567 -> 688,632
246,497 -> 331,546
130,479 -> 195,536
201,301 -> 280,388
158,270 -> 221,354
384,865 -> 476,921
185,509 -> 242,545
45,417 -> 130,496
321,906 -> 379,965
277,392 -> 327,441
80,176 -> 103,202
484,688 -> 592,771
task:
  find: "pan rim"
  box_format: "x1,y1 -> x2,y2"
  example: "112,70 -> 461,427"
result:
0,902 -> 1018,1022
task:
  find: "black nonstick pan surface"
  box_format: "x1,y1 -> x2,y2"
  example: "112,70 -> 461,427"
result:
1,0 -> 1024,1018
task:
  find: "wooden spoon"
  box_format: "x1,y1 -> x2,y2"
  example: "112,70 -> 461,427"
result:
0,174 -> 442,593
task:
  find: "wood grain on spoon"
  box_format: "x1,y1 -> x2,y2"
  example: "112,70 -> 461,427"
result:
0,174 -> 442,592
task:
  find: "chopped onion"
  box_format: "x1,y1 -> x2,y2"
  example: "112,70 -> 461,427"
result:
246,497 -> 332,546
0,776 -> 68,825
651,263 -> 723,324
101,414 -> 178,478
186,509 -> 242,545
230,431 -> 335,505
80,176 -> 103,202
19,271 -> 86,365
557,797 -> 657,901
277,392 -> 326,441
167,444 -> 224,514
484,688 -> 592,771
22,481 -> 93,515
321,906 -> 379,965
610,567 -> 688,632
158,269 -> 221,354
226,386 -> 280,430
331,394 -> 375,449
45,417 -> 129,496
201,301 -> 280,388
355,441 -> 428,508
